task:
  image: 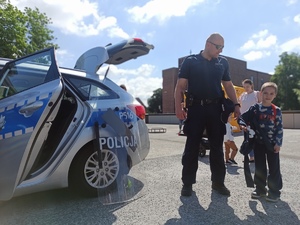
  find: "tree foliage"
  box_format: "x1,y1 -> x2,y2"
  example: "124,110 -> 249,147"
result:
271,52 -> 300,110
0,1 -> 58,59
147,88 -> 162,113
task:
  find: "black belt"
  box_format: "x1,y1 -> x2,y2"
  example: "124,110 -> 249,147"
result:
193,98 -> 221,105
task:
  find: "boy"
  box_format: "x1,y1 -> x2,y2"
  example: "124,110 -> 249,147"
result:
224,115 -> 238,165
238,82 -> 283,202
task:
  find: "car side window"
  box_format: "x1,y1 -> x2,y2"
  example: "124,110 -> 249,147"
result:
0,52 -> 56,99
63,75 -> 119,100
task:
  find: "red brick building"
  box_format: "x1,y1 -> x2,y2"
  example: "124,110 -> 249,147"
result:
162,55 -> 271,113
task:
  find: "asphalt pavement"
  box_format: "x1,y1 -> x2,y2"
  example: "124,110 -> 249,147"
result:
0,124 -> 299,225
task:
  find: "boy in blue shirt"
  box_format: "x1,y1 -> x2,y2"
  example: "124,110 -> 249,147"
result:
238,82 -> 283,202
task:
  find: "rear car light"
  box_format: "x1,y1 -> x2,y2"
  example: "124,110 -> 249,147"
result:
128,104 -> 146,120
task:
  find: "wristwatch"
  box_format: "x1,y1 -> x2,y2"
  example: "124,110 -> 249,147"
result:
234,103 -> 241,107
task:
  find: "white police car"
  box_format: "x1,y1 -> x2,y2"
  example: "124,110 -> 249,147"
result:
0,38 -> 154,201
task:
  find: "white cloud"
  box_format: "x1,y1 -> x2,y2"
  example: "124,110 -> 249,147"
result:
56,49 -> 68,56
287,0 -> 298,6
98,64 -> 161,106
251,29 -> 269,39
244,51 -> 271,61
294,14 -> 300,24
240,30 -> 277,61
107,26 -> 130,39
10,0 -> 129,38
55,49 -> 76,66
127,77 -> 162,106
256,35 -> 277,48
240,40 -> 255,51
241,30 -> 277,51
280,37 -> 300,52
127,0 -> 205,24
283,13 -> 300,25
99,64 -> 155,78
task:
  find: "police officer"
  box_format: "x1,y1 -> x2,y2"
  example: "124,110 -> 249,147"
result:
174,33 -> 241,196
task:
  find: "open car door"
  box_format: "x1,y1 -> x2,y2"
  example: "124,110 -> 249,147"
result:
0,48 -> 64,200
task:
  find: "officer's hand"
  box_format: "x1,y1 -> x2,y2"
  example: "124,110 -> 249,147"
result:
234,106 -> 241,119
175,107 -> 187,120
240,125 -> 247,132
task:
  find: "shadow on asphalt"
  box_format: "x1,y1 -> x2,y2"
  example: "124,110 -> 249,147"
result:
165,191 -> 300,225
248,199 -> 300,224
198,155 -> 245,175
0,188 -> 117,224
0,177 -> 145,225
198,155 -> 209,165
165,191 -> 243,225
226,164 -> 243,175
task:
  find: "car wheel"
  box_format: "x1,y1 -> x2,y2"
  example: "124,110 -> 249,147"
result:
198,143 -> 206,157
69,144 -> 126,197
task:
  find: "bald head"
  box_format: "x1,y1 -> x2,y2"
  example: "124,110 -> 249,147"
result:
207,33 -> 224,43
202,33 -> 224,60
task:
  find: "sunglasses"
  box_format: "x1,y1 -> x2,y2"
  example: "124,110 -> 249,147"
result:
207,41 -> 224,50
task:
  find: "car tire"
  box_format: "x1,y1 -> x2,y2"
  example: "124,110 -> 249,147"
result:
198,143 -> 206,157
69,143 -> 128,197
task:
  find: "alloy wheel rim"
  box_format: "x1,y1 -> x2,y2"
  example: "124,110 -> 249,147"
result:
84,150 -> 119,188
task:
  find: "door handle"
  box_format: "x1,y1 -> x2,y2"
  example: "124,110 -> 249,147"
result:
19,101 -> 44,117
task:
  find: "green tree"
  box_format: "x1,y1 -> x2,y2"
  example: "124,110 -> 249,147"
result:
271,52 -> 300,110
294,81 -> 300,103
147,88 -> 162,113
0,1 -> 58,59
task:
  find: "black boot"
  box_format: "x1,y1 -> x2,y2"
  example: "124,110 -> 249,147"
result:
181,184 -> 192,196
212,182 -> 230,196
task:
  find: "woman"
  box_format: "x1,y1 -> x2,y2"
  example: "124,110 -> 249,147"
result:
239,79 -> 261,162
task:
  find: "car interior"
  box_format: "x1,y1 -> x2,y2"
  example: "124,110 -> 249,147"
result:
28,87 -> 77,178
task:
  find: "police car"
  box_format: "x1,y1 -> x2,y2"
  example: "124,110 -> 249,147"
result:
0,38 -> 154,201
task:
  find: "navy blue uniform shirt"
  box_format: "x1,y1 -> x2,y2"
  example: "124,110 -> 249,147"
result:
178,52 -> 231,99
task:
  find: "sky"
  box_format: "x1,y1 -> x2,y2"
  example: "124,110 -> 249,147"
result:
10,0 -> 300,106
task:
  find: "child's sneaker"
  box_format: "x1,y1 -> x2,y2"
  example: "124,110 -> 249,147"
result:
225,160 -> 232,164
228,159 -> 238,165
266,194 -> 280,203
251,190 -> 266,199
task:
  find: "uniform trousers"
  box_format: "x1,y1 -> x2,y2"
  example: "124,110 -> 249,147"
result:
182,103 -> 226,185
